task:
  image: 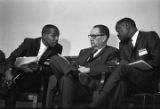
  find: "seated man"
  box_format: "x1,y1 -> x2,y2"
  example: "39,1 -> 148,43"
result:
89,18 -> 160,108
4,24 -> 63,108
47,24 -> 119,108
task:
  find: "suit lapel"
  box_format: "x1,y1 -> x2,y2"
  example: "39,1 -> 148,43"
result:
40,47 -> 50,61
85,46 -> 106,63
93,46 -> 106,60
84,49 -> 94,62
130,31 -> 142,57
32,38 -> 41,56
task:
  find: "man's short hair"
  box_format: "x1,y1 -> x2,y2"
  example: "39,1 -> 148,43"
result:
93,24 -> 110,39
116,17 -> 136,28
42,24 -> 60,36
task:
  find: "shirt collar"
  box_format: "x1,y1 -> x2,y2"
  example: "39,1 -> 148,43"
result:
93,46 -> 105,57
40,39 -> 48,48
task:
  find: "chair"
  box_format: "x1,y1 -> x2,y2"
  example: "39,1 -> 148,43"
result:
0,71 -> 47,108
0,64 -> 48,108
15,73 -> 47,108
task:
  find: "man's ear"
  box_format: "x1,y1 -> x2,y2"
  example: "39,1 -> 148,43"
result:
103,35 -> 108,42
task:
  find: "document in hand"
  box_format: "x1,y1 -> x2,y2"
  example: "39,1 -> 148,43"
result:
14,56 -> 38,68
128,60 -> 152,70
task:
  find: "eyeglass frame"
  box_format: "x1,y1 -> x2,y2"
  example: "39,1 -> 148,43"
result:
88,34 -> 105,39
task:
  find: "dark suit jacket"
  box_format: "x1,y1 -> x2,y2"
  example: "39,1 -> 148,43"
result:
6,37 -> 62,91
119,31 -> 160,88
77,45 -> 119,75
76,45 -> 119,88
6,37 -> 62,69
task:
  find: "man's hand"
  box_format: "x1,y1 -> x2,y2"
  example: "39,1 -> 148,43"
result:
78,65 -> 90,74
19,62 -> 39,72
119,60 -> 128,65
5,68 -> 14,84
19,64 -> 34,72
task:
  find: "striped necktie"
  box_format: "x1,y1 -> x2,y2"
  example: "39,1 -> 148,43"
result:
87,49 -> 98,62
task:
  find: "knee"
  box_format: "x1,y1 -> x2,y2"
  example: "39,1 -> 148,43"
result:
61,75 -> 71,83
60,75 -> 74,85
50,55 -> 59,62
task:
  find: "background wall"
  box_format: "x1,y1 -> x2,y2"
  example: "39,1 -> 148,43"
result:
0,0 -> 160,57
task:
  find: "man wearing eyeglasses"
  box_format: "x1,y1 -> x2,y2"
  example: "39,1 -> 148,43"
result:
89,18 -> 160,108
47,24 -> 119,108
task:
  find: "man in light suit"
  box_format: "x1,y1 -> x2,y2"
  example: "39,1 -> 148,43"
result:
89,18 -> 160,108
47,24 -> 119,108
4,24 -> 63,108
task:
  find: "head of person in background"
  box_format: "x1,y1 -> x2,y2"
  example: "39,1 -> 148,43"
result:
41,24 -> 60,48
0,50 -> 5,63
88,24 -> 110,50
115,17 -> 137,42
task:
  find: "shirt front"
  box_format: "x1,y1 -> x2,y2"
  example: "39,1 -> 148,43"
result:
131,30 -> 139,47
37,39 -> 48,60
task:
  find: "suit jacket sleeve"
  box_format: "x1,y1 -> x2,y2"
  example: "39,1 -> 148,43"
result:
145,31 -> 160,69
6,38 -> 31,69
89,49 -> 119,76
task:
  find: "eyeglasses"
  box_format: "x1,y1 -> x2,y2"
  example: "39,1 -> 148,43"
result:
88,34 -> 105,39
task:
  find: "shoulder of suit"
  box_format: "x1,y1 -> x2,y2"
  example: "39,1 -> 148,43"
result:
24,37 -> 41,42
80,47 -> 92,52
139,30 -> 158,35
104,45 -> 119,52
139,31 -> 159,39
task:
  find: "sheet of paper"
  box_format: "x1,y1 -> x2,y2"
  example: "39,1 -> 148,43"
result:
14,56 -> 38,67
128,60 -> 152,70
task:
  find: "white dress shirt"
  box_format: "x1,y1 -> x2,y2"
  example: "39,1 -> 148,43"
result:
37,39 -> 48,60
93,47 -> 104,57
131,30 -> 139,47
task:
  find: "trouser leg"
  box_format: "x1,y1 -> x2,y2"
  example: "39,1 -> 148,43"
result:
5,86 -> 18,109
89,65 -> 128,107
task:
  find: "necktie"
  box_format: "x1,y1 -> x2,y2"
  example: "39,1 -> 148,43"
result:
128,39 -> 133,50
87,49 -> 98,62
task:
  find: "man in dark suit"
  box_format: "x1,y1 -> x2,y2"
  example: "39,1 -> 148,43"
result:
47,24 -> 119,108
89,18 -> 160,108
4,24 -> 63,108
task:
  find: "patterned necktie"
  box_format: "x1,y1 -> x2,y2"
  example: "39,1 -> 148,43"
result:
87,49 -> 98,62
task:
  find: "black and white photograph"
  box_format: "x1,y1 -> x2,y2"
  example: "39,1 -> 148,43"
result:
0,0 -> 160,108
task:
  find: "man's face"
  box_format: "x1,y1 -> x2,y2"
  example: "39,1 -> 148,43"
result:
42,28 -> 59,47
116,23 -> 130,42
88,27 -> 107,49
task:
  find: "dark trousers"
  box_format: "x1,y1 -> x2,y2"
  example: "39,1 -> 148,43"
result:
89,64 -> 156,108
61,74 -> 93,108
4,66 -> 51,109
5,73 -> 42,108
45,55 -> 77,108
